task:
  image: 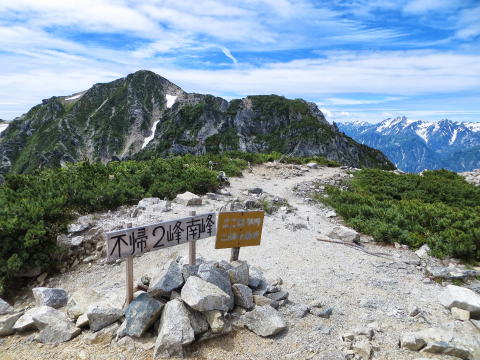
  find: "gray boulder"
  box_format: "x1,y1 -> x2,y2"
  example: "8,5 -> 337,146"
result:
13,306 -> 49,332
265,290 -> 289,302
415,244 -> 430,259
197,263 -> 234,309
400,332 -> 427,351
124,293 -> 164,337
32,306 -> 81,344
87,305 -> 123,332
83,322 -> 119,345
248,266 -> 265,289
243,306 -> 287,337
186,307 -> 209,336
327,226 -> 360,243
137,197 -> 161,208
67,215 -> 92,234
175,191 -> 202,206
439,285 -> 480,317
427,266 -> 478,280
421,342 -> 470,359
0,311 -> 23,336
148,260 -> 184,298
32,287 -> 68,309
232,284 -> 254,310
205,310 -> 225,333
181,276 -> 230,312
0,298 -> 13,315
154,299 -> 195,358
226,261 -> 249,285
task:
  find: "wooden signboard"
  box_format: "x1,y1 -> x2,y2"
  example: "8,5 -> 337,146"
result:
215,211 -> 264,249
106,212 -> 216,262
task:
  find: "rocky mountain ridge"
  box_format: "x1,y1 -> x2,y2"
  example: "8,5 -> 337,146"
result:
337,117 -> 480,172
0,70 -> 393,178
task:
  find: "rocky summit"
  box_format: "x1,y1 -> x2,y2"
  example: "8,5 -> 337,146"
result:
0,70 -> 392,178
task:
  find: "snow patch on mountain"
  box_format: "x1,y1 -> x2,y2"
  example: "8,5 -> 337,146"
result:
142,120 -> 161,149
165,94 -> 177,108
0,123 -> 8,135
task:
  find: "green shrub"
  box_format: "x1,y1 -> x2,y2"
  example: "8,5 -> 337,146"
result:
317,169 -> 480,262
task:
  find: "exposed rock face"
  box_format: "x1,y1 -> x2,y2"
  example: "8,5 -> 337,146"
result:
0,70 -> 393,180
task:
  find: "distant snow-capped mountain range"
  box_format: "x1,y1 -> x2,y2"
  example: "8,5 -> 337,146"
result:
337,117 -> 480,173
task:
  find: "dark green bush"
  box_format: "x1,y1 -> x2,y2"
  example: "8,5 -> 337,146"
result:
318,169 -> 480,261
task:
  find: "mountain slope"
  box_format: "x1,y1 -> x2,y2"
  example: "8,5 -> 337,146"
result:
338,117 -> 480,172
0,70 -> 393,177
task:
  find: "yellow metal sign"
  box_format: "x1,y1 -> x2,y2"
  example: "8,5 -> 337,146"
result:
215,211 -> 265,249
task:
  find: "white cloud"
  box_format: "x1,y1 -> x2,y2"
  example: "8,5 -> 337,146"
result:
403,0 -> 459,14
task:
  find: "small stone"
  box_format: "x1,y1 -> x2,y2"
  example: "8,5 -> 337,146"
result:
315,325 -> 331,335
14,307 -> 48,332
352,338 -> 372,359
197,263 -> 234,310
415,244 -> 431,259
310,307 -> 333,318
451,307 -> 470,321
289,304 -> 310,318
248,187 -> 263,194
32,287 -> 68,309
0,298 -> 14,315
186,308 -> 208,336
248,267 -> 265,289
83,322 -> 119,345
174,191 -> 202,206
87,306 -> 123,332
326,226 -> 360,243
226,261 -> 249,286
253,295 -> 274,307
242,306 -> 287,337
76,313 -> 89,328
400,332 -> 427,351
232,284 -> 254,310
205,310 -> 225,333
409,306 -> 421,317
265,290 -> 289,302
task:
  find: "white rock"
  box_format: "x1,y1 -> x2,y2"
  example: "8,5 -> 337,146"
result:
76,313 -> 89,328
327,226 -> 360,243
0,311 -> 23,336
83,322 -> 119,345
415,244 -> 431,259
14,306 -> 47,332
32,306 -> 81,344
181,276 -> 230,312
205,310 -> 225,333
137,197 -> 161,208
451,307 -> 470,321
174,191 -> 202,206
439,285 -> 480,316
306,162 -> 318,169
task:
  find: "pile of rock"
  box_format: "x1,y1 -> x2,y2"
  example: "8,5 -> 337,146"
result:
399,284 -> 480,359
0,258 -> 289,359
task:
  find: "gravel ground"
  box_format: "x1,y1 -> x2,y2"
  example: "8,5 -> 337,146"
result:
1,164 -> 478,360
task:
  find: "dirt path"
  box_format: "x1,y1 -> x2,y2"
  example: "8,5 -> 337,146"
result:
1,164 -> 477,360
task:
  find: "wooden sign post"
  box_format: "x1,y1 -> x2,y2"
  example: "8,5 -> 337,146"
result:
105,213 -> 216,306
189,211 -> 196,265
215,210 -> 265,261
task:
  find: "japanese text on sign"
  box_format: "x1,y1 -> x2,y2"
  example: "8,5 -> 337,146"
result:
106,213 -> 216,261
215,211 -> 264,249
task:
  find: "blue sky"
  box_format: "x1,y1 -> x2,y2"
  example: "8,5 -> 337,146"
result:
0,0 -> 479,123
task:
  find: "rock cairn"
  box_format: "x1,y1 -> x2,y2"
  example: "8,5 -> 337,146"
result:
0,257 -> 290,359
